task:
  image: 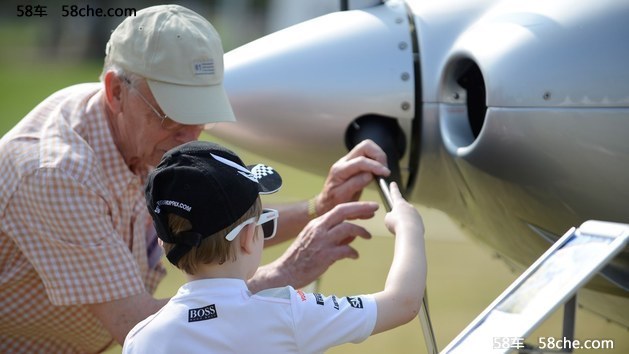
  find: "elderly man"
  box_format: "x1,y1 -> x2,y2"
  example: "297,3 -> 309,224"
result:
0,4 -> 389,353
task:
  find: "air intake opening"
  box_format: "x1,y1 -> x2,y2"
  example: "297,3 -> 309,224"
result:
456,59 -> 486,138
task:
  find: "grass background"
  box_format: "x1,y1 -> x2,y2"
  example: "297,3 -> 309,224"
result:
1,23 -> 627,354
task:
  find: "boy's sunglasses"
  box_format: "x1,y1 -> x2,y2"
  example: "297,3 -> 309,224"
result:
225,208 -> 279,241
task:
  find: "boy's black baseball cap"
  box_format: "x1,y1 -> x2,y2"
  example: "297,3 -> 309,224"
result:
145,140 -> 282,264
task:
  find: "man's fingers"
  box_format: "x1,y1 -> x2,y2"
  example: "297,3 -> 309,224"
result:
345,139 -> 388,166
338,235 -> 356,246
309,241 -> 361,263
319,201 -> 379,228
328,172 -> 373,200
328,222 -> 372,244
326,244 -> 360,261
331,156 -> 390,182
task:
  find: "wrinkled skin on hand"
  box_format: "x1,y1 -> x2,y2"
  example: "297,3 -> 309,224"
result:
278,201 -> 380,289
315,139 -> 390,216
247,139 -> 391,292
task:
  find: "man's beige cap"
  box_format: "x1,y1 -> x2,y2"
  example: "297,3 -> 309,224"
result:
106,5 -> 236,125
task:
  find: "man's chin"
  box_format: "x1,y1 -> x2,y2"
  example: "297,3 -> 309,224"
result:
126,157 -> 153,176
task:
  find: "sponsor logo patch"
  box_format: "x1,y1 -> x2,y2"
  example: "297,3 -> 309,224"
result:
155,200 -> 192,214
296,290 -> 307,302
347,296 -> 364,309
314,293 -> 325,306
188,304 -> 218,322
332,295 -> 340,310
193,59 -> 215,75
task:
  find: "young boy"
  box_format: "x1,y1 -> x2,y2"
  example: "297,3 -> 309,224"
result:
123,140 -> 426,353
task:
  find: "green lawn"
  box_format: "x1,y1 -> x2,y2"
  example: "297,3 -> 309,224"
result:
2,61 -> 627,354
0,62 -> 101,131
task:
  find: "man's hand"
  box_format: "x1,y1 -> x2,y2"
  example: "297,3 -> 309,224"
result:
249,201 -> 379,291
314,139 -> 390,216
249,139 -> 388,292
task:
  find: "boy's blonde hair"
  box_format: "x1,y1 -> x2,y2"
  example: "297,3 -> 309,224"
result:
163,198 -> 262,275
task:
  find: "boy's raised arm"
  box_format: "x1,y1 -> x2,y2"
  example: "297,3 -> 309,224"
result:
372,182 -> 427,335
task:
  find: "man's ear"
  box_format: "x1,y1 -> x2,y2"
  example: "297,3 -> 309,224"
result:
239,223 -> 257,255
103,71 -> 124,114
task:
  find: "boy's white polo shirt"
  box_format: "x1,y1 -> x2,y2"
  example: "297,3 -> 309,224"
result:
123,278 -> 377,354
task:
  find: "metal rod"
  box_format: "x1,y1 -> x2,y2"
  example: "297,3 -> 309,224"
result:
340,0 -> 349,11
562,295 -> 577,353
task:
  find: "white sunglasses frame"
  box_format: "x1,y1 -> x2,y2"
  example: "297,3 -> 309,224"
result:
225,208 -> 279,241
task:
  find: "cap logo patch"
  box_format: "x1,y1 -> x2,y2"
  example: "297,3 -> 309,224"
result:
155,200 -> 192,214
193,59 -> 215,75
211,153 -> 258,183
251,164 -> 275,179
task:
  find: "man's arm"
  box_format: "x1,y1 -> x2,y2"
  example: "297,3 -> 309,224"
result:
262,201 -> 311,247
88,292 -> 169,345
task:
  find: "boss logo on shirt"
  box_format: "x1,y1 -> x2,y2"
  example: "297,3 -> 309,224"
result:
188,304 -> 218,322
347,296 -> 364,309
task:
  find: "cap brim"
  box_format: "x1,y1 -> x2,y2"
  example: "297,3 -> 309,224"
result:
248,164 -> 282,194
147,80 -> 236,125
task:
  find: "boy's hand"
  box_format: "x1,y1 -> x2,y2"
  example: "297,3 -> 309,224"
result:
384,182 -> 424,236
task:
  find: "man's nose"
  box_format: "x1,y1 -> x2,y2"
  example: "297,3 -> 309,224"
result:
175,124 -> 204,142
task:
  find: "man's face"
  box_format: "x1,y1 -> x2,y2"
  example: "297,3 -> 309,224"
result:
120,79 -> 205,170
